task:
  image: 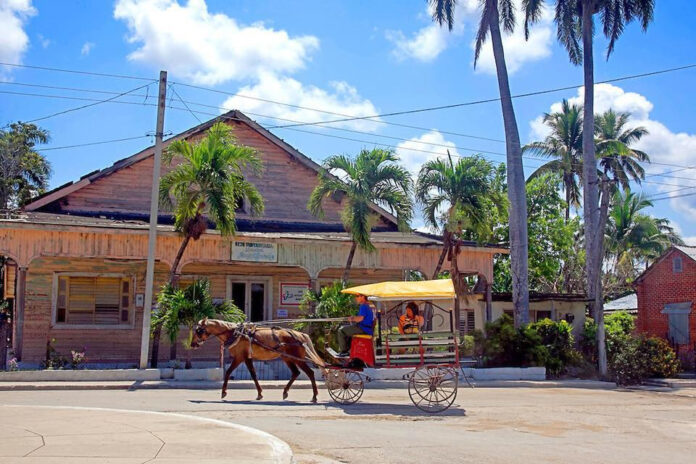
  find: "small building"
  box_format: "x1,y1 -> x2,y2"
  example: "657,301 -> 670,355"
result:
0,111 -> 504,367
634,246 -> 696,359
604,293 -> 638,316
484,292 -> 586,335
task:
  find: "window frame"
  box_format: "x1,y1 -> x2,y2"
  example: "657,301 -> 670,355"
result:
51,272 -> 136,330
673,256 -> 683,273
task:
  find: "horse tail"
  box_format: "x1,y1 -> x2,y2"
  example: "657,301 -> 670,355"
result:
300,333 -> 326,371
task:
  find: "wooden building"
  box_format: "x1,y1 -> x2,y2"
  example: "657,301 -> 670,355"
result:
0,111 -> 505,367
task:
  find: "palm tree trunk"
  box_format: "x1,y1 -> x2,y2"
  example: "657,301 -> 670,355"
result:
150,234 -> 193,368
431,230 -> 451,279
580,1 -> 607,377
489,2 -> 530,328
342,241 -> 357,284
564,178 -> 571,222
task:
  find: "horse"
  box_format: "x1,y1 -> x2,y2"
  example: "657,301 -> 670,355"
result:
190,318 -> 326,403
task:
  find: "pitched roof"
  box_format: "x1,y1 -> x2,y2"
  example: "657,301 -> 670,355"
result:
23,110 -> 399,226
674,245 -> 696,261
634,245 -> 696,284
604,293 -> 637,311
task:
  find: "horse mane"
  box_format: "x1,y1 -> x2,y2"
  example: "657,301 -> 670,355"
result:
208,319 -> 239,331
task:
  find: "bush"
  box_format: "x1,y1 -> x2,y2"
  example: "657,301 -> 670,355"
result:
459,335 -> 475,357
638,336 -> 680,379
531,318 -> 582,377
609,335 -> 680,385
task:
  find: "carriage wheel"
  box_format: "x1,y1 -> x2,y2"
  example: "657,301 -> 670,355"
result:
408,366 -> 458,413
326,369 -> 364,405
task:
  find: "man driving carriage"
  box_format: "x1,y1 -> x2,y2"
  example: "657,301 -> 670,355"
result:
336,293 -> 374,356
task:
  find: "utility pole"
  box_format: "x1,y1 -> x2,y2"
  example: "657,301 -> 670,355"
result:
139,70 -> 167,369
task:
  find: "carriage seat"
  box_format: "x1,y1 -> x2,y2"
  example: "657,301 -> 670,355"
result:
352,334 -> 373,340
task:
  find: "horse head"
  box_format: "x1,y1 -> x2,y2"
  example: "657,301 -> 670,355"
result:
190,317 -> 210,348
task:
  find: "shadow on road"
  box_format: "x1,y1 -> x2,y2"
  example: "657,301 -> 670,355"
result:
188,398 -> 467,417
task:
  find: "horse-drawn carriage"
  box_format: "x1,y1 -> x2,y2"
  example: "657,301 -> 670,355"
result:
324,279 -> 461,413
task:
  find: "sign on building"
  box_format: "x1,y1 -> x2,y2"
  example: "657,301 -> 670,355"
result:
231,241 -> 278,263
280,283 -> 310,306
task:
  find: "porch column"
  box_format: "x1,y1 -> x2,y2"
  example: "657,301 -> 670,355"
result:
309,276 -> 318,315
485,283 -> 493,323
13,267 -> 27,361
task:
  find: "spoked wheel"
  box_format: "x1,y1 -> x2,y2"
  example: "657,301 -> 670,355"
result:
408,366 -> 458,413
325,369 -> 364,405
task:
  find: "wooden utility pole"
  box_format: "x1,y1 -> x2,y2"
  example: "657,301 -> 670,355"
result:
139,71 -> 167,369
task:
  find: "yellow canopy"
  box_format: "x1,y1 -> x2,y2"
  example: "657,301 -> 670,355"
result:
341,279 -> 455,301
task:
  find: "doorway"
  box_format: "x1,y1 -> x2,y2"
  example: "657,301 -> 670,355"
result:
227,276 -> 271,322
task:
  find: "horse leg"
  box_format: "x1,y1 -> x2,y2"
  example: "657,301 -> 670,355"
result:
244,358 -> 263,400
221,356 -> 243,399
282,360 -> 300,400
296,361 -> 319,403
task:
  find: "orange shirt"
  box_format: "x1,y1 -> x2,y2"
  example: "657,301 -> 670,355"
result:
398,314 -> 424,334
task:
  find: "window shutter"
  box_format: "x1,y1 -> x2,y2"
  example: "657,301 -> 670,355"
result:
95,277 -> 120,325
673,256 -> 683,273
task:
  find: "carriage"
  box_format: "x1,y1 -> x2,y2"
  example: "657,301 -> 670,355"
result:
323,279 -> 461,413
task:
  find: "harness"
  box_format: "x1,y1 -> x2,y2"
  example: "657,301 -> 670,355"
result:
222,323 -> 313,364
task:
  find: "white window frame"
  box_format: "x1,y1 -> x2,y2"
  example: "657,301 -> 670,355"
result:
226,275 -> 272,321
51,272 -> 136,330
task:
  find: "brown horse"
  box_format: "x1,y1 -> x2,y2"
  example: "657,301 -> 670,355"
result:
191,318 -> 325,402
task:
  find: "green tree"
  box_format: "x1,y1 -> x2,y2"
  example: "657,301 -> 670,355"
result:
524,0 -> 655,377
308,148 -> 413,283
525,100 -> 584,221
429,0 -> 530,327
595,109 -> 649,191
154,279 -> 245,369
416,153 -> 507,279
0,122 -> 51,209
151,122 -> 264,366
604,190 -> 682,296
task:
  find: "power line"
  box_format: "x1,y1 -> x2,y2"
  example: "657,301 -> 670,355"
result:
649,190 -> 696,202
169,84 -> 202,124
25,82 -> 156,123
37,135 -> 152,152
0,62 -> 153,81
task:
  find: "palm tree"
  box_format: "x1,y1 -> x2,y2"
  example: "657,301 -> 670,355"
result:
595,109 -> 649,190
524,0 -> 655,376
0,122 -> 51,209
308,148 -> 413,283
430,0 -> 530,326
416,153 -> 507,278
525,100 -> 584,220
150,122 -> 264,366
604,190 -> 682,296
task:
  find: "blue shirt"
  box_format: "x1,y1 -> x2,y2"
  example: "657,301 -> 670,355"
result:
358,303 -> 374,335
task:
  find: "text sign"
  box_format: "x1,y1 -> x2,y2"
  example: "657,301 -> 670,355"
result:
231,241 -> 278,262
277,309 -> 288,318
280,283 -> 310,306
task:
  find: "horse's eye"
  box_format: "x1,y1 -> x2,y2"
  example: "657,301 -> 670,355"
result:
196,327 -> 206,336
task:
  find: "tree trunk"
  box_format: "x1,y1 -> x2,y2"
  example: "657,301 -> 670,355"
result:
564,178 -> 571,222
342,241 -> 357,284
595,177 -> 612,377
580,2 -> 607,377
431,230 -> 451,279
150,234 -> 193,368
489,2 -> 530,328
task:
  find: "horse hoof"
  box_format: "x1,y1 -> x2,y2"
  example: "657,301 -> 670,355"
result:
221,391 -> 227,399
283,391 -> 289,400
311,397 -> 318,404
256,395 -> 263,401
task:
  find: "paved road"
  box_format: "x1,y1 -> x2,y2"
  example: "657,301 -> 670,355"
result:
2,385 -> 695,464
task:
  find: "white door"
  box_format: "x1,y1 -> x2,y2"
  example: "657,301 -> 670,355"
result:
227,277 -> 271,322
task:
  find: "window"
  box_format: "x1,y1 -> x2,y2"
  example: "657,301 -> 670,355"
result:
673,256 -> 683,273
56,275 -> 132,326
536,310 -> 552,322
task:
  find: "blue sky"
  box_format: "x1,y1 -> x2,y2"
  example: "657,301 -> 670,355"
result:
1,0 -> 695,242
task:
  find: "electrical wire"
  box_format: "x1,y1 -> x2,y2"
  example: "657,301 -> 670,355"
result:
0,62 -> 153,81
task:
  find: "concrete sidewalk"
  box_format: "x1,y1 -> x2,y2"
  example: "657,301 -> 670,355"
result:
0,404 -> 293,463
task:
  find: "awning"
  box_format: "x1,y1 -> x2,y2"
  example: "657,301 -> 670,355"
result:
342,279 -> 455,302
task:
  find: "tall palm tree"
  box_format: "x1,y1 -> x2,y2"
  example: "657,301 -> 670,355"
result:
525,100 -> 584,220
0,122 -> 51,209
430,0 -> 530,326
604,190 -> 682,295
150,122 -> 264,366
416,153 -> 507,278
595,109 -> 649,190
308,148 -> 413,283
524,0 -> 655,376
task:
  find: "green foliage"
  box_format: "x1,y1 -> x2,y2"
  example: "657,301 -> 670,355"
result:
639,337 -> 681,379
153,279 -> 244,348
296,281 -> 357,355
0,122 -> 51,209
459,334 -> 475,357
532,318 -> 582,376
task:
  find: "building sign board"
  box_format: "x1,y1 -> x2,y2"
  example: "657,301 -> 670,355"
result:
280,283 -> 310,306
231,241 -> 278,263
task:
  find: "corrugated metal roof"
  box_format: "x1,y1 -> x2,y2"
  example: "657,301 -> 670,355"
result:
604,293 -> 637,311
675,245 -> 696,261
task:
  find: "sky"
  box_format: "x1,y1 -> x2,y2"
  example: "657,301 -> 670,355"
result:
1,0 -> 695,243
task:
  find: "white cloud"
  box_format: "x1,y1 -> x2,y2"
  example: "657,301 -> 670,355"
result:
0,0 -> 37,79
38,33 -> 50,48
220,74 -> 380,132
386,3 -> 475,62
473,1 -> 554,75
395,130 -> 459,177
113,0 -> 319,85
529,83 -> 696,221
80,41 -> 95,56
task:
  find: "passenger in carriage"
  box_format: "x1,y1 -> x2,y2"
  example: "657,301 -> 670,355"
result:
398,302 -> 424,335
336,293 -> 374,357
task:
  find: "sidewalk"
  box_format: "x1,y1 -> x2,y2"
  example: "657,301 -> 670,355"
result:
0,404 -> 293,463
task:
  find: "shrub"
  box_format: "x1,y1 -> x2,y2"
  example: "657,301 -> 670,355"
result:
459,335 -> 475,357
609,335 -> 680,385
531,318 -> 582,377
639,336 -> 680,379
70,348 -> 87,369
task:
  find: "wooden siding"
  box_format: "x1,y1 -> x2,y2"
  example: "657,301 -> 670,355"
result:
3,261 -> 16,299
40,120 -> 393,228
